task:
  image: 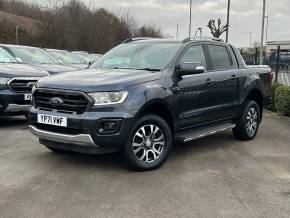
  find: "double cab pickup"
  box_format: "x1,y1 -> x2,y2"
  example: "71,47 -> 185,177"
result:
28,37 -> 272,171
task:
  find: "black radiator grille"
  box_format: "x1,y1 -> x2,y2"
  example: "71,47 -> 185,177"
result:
9,78 -> 37,93
34,89 -> 90,114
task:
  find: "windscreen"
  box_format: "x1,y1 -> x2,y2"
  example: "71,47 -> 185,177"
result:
73,52 -> 90,63
8,47 -> 59,64
91,42 -> 182,71
89,54 -> 102,62
49,50 -> 87,64
0,47 -> 17,63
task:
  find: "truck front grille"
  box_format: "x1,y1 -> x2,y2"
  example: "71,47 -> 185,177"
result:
9,78 -> 38,93
33,89 -> 91,114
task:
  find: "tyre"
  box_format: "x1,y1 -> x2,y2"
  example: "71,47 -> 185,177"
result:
233,100 -> 261,140
122,114 -> 172,171
45,145 -> 68,153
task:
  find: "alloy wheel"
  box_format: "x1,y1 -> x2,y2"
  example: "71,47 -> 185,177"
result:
132,124 -> 165,164
246,106 -> 258,137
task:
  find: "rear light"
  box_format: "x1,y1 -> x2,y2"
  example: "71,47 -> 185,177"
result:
268,72 -> 273,92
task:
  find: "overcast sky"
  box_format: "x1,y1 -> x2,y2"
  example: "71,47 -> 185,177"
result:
33,0 -> 290,47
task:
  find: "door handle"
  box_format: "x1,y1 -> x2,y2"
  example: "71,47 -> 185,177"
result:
206,78 -> 212,86
231,74 -> 236,79
172,87 -> 180,92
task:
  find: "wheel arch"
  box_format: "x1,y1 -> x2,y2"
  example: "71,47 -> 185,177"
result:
245,88 -> 264,121
136,99 -> 176,133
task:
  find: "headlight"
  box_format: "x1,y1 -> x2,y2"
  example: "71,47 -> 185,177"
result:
88,91 -> 128,106
0,77 -> 10,89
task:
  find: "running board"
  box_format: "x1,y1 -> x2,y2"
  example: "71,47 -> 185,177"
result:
174,122 -> 236,143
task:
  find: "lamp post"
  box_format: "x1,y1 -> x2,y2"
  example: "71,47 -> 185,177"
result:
259,0 -> 266,65
265,16 -> 269,44
16,26 -> 19,45
226,0 -> 231,43
264,16 -> 269,61
189,0 -> 192,37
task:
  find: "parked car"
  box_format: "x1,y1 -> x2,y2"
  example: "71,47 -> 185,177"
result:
0,45 -> 76,75
28,37 -> 272,171
88,53 -> 102,63
72,51 -> 90,62
46,49 -> 88,69
72,51 -> 102,64
0,47 -> 49,116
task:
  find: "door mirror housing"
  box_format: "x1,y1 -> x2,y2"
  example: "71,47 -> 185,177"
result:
178,62 -> 205,76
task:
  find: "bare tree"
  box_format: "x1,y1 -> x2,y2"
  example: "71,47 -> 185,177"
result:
0,0 -> 164,53
134,24 -> 163,38
207,19 -> 228,38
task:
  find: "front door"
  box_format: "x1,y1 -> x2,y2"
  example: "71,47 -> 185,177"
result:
172,44 -> 209,128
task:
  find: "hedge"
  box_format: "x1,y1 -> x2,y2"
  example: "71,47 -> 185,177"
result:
275,85 -> 290,116
268,82 -> 284,111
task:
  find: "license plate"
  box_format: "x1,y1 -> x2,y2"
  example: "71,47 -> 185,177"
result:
24,94 -> 32,101
37,114 -> 67,127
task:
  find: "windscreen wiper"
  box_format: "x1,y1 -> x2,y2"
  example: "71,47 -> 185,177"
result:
111,67 -> 135,70
136,68 -> 161,72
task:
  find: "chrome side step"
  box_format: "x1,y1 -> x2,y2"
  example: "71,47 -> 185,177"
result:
174,122 -> 236,143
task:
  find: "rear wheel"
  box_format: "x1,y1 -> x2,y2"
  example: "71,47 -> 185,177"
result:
233,100 -> 261,140
122,114 -> 172,171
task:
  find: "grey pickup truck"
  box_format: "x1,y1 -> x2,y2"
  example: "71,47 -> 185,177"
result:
0,47 -> 48,116
28,37 -> 272,171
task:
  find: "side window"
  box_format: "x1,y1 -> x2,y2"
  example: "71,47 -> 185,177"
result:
180,45 -> 207,68
207,45 -> 232,70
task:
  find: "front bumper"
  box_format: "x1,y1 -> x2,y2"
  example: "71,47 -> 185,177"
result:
28,107 -> 137,154
29,125 -> 96,146
5,104 -> 29,112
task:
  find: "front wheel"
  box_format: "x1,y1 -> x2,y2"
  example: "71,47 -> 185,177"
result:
122,114 -> 172,171
233,100 -> 261,140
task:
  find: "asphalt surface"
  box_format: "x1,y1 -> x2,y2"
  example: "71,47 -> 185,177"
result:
0,112 -> 289,218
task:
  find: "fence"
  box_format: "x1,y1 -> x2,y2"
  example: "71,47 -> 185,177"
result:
240,46 -> 290,86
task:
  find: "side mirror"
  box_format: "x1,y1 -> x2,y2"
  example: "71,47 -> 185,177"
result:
178,62 -> 205,76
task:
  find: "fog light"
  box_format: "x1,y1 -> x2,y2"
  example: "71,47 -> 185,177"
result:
103,122 -> 117,131
97,119 -> 122,135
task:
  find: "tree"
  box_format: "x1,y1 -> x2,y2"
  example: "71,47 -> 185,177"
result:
207,19 -> 228,38
0,0 -> 163,53
134,24 -> 163,38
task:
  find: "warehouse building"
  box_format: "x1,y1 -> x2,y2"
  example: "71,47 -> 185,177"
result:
266,40 -> 290,53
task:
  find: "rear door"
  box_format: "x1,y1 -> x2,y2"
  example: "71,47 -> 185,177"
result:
198,43 -> 240,123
